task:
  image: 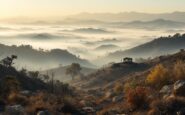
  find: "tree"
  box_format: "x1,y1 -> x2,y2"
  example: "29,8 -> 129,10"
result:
66,63 -> 81,80
0,55 -> 17,67
28,71 -> 39,79
43,74 -> 50,83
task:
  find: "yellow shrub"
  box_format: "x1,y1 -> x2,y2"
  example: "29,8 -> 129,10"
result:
114,82 -> 123,94
173,60 -> 185,80
146,64 -> 170,88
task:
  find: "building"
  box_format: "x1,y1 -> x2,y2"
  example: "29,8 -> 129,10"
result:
123,57 -> 133,63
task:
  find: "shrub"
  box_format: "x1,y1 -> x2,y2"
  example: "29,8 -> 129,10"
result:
126,86 -> 150,110
0,76 -> 20,97
148,99 -> 166,115
7,92 -> 28,105
146,64 -> 170,89
148,96 -> 185,115
25,92 -> 56,114
173,60 -> 185,80
124,80 -> 138,93
114,82 -> 123,94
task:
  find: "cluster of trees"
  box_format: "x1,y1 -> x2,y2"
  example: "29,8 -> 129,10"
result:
0,55 -> 17,67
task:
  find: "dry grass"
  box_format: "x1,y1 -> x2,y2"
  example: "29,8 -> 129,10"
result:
7,92 -> 28,105
146,64 -> 171,89
173,60 -> 185,80
126,86 -> 151,110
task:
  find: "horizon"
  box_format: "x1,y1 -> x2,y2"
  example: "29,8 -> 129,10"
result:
0,0 -> 185,19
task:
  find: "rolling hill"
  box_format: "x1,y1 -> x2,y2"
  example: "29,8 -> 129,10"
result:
94,44 -> 120,51
93,33 -> 185,66
114,19 -> 185,29
67,11 -> 185,22
0,44 -> 95,70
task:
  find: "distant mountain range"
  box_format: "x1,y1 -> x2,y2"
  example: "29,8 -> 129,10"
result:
69,28 -> 112,34
94,44 -> 120,51
67,12 -> 185,22
2,12 -> 185,25
94,33 -> 185,66
0,44 -> 95,70
110,19 -> 185,29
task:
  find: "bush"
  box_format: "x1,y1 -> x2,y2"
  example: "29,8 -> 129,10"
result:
0,76 -> 20,97
124,80 -> 138,93
25,92 -> 57,114
146,64 -> 170,89
114,82 -> 123,94
173,60 -> 185,80
148,96 -> 185,115
7,92 -> 28,106
126,86 -> 150,110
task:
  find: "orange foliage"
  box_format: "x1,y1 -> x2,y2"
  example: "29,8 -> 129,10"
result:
173,60 -> 185,80
126,86 -> 150,110
146,64 -> 170,88
114,82 -> 123,94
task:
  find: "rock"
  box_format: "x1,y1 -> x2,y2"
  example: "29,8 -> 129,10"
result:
173,80 -> 185,96
37,110 -> 50,115
105,91 -> 114,98
112,96 -> 123,102
79,100 -> 86,106
160,85 -> 173,98
6,105 -> 24,115
176,108 -> 185,115
82,107 -> 95,113
160,85 -> 173,94
20,90 -> 32,97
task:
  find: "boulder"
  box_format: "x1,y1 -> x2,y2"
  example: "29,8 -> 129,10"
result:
6,105 -> 24,115
82,107 -> 95,113
173,80 -> 185,96
176,108 -> 185,115
20,90 -> 32,97
160,85 -> 173,98
37,110 -> 50,115
112,96 -> 123,102
105,91 -> 114,98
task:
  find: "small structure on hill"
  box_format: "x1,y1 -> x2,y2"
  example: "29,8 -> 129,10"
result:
123,57 -> 133,64
180,49 -> 184,52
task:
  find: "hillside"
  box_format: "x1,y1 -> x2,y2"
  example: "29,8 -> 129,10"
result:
70,51 -> 185,115
94,33 -> 185,66
41,65 -> 96,82
73,50 -> 185,89
0,44 -> 95,70
72,61 -> 150,89
0,65 -> 47,91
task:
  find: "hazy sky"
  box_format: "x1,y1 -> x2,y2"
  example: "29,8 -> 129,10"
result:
0,0 -> 185,18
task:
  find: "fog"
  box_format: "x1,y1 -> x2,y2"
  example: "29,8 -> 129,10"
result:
0,23 -> 184,62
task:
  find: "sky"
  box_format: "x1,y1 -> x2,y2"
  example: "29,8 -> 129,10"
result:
0,0 -> 185,18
